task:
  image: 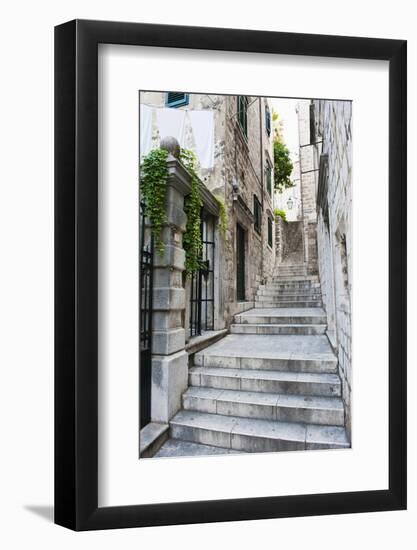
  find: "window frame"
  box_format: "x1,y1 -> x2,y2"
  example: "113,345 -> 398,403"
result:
237,95 -> 249,137
253,194 -> 262,235
165,92 -> 189,108
265,105 -> 271,136
267,216 -> 273,248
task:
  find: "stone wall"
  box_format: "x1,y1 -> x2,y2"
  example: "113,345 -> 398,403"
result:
274,215 -> 284,264
221,95 -> 275,323
313,99 -> 352,440
281,221 -> 304,264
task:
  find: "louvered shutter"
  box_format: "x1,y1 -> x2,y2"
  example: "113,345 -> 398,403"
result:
166,92 -> 189,107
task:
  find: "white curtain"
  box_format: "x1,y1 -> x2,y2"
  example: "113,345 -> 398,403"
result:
156,107 -> 186,145
141,105 -> 215,170
139,104 -> 153,158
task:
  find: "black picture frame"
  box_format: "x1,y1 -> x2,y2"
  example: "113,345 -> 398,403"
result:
55,19 -> 407,531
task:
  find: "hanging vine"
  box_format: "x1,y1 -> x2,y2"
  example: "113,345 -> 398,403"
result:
180,148 -> 203,275
140,147 -> 203,273
214,195 -> 229,248
140,148 -> 169,255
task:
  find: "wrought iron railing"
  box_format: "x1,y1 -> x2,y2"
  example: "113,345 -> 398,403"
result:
189,212 -> 215,337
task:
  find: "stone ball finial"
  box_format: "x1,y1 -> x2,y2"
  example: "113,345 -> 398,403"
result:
160,136 -> 181,158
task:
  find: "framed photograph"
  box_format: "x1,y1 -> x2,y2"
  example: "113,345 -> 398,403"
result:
55,20 -> 406,530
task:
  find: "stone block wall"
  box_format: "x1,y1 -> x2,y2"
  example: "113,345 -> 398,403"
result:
219,95 -> 275,324
281,221 -> 304,264
313,99 -> 352,439
275,215 -> 284,264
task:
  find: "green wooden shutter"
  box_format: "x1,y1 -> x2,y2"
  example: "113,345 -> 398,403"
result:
166,92 -> 189,107
237,96 -> 248,137
268,217 -> 273,247
265,106 -> 271,135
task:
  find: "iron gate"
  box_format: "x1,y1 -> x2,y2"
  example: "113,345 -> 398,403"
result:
189,212 -> 215,337
140,201 -> 153,428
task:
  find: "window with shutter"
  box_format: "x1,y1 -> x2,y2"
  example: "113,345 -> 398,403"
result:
253,195 -> 262,235
265,106 -> 271,136
268,217 -> 273,248
309,102 -> 316,143
237,96 -> 248,137
165,92 -> 189,107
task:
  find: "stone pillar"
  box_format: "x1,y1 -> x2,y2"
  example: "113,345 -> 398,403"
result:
149,141 -> 192,423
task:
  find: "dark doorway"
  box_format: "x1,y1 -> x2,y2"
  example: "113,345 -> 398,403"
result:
139,201 -> 153,429
236,223 -> 246,301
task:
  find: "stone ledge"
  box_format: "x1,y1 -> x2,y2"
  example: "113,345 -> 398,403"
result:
185,329 -> 228,356
139,422 -> 169,458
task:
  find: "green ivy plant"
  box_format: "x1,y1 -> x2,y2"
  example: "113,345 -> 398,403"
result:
273,207 -> 288,223
214,195 -> 229,248
140,148 -> 169,255
140,147 -> 204,274
180,148 -> 203,275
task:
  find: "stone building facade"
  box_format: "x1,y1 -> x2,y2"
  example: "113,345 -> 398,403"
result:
312,99 -> 353,439
140,92 -> 275,333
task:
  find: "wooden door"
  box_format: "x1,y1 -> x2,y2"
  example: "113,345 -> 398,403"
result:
236,224 -> 246,301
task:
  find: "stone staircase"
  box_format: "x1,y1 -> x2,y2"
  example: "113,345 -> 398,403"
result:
157,268 -> 350,456
276,262 -> 307,278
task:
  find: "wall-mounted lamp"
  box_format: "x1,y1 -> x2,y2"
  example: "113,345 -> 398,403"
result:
232,178 -> 240,194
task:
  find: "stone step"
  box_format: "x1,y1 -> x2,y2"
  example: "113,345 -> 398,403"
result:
277,271 -> 307,276
230,323 -> 327,335
258,285 -> 321,293
193,334 -> 338,373
235,308 -> 327,325
276,269 -> 307,276
183,387 -> 345,425
170,410 -> 350,452
189,366 -> 341,396
255,297 -> 322,304
155,438 -> 245,457
255,300 -> 323,308
277,265 -> 306,269
271,276 -> 319,283
139,422 -> 169,458
259,282 -> 321,290
276,266 -> 306,269
256,289 -> 321,302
